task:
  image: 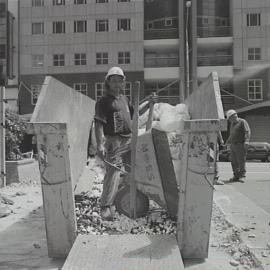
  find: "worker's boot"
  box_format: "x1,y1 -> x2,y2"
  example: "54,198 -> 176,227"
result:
100,206 -> 114,221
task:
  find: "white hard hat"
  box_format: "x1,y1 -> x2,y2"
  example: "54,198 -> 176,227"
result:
105,66 -> 125,80
226,109 -> 237,119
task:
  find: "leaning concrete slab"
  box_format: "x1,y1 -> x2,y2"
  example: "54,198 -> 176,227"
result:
62,234 -> 185,270
31,76 -> 96,190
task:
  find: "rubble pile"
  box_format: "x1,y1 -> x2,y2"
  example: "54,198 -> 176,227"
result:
75,159 -> 177,236
212,204 -> 262,269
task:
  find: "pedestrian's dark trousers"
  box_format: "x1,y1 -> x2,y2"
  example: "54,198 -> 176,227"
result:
230,143 -> 247,178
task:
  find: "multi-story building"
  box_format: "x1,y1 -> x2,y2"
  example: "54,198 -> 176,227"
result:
18,0 -> 270,129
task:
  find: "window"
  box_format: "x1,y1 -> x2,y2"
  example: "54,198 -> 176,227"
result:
74,20 -> 87,33
248,79 -> 263,101
74,53 -> 86,65
96,0 -> 108,3
95,83 -> 105,100
247,13 -> 261,26
123,81 -> 131,100
248,48 -> 261,60
118,18 -> 131,31
118,51 -> 130,64
32,22 -> 44,35
53,0 -> 65,5
118,0 -> 130,2
74,0 -> 86,4
74,83 -> 88,95
96,52 -> 108,65
53,54 -> 65,66
32,55 -> 44,67
31,85 -> 42,105
165,18 -> 173,26
32,0 -> 44,7
53,21 -> 65,34
96,19 -> 109,32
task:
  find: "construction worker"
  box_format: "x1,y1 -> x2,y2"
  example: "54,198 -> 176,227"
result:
225,109 -> 251,182
94,66 -> 155,220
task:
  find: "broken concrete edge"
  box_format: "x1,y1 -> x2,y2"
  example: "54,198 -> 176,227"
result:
213,196 -> 264,269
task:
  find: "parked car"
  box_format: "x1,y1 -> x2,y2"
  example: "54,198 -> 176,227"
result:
219,142 -> 270,162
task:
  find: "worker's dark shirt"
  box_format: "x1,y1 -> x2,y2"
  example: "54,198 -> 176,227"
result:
94,94 -> 134,137
228,118 -> 251,144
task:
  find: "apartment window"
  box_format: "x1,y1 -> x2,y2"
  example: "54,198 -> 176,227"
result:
74,83 -> 88,95
32,22 -> 44,35
96,52 -> 108,65
74,20 -> 87,33
247,13 -> 261,26
248,79 -> 263,101
95,83 -> 105,100
118,51 -> 130,64
96,19 -> 109,32
31,85 -> 42,105
53,0 -> 65,5
123,81 -> 131,100
118,18 -> 131,31
248,48 -> 261,60
74,0 -> 86,4
165,18 -> 173,27
53,21 -> 65,34
32,0 -> 44,7
74,53 -> 86,65
96,0 -> 108,3
118,0 -> 130,2
53,54 -> 65,66
32,55 -> 44,67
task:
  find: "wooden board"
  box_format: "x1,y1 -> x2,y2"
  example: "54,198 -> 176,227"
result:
31,76 -> 95,190
152,129 -> 178,217
62,234 -> 184,270
34,123 -> 76,258
74,166 -> 96,195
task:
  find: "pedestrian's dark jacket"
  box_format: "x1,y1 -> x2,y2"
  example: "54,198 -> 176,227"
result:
227,118 -> 251,144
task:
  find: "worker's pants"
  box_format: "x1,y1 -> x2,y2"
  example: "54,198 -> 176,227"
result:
100,135 -> 131,207
230,143 -> 247,178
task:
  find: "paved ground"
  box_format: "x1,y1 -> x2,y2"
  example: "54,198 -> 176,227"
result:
218,161 -> 270,214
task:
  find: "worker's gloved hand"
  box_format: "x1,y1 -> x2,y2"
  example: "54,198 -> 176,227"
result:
97,144 -> 106,160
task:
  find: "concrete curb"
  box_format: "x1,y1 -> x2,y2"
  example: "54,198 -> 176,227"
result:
214,185 -> 270,269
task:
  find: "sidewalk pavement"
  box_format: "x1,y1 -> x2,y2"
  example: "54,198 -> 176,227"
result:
214,184 -> 270,269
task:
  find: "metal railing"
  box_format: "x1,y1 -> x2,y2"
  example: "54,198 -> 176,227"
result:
144,28 -> 179,40
197,55 -> 233,66
197,26 -> 232,38
144,56 -> 179,67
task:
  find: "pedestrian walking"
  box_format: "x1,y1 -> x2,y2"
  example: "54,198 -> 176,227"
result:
94,66 -> 155,220
225,109 -> 251,182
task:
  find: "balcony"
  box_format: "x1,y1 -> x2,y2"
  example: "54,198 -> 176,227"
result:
197,26 -> 232,38
144,56 -> 179,68
197,55 -> 233,66
144,28 -> 178,40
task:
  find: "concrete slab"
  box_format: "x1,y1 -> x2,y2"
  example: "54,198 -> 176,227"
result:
62,234 -> 185,270
31,76 -> 95,189
214,185 -> 270,268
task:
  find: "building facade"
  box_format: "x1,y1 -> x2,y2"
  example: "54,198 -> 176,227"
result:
17,0 -> 270,116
